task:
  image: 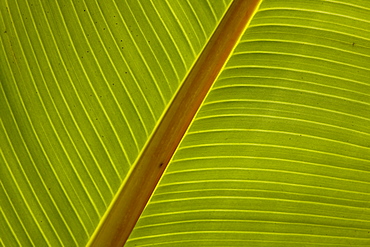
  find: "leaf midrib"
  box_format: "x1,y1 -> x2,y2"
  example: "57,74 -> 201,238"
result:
88,0 -> 262,246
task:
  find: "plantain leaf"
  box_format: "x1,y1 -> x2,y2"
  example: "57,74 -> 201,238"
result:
1,0 -> 370,246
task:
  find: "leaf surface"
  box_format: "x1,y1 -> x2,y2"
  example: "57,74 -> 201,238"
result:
1,0 -> 231,245
126,0 -> 370,246
1,0 -> 370,246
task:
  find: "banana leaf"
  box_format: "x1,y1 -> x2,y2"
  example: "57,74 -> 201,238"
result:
1,0 -> 369,246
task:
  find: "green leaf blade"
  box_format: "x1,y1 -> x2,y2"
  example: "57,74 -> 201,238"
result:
0,0 -> 232,245
127,0 -> 370,246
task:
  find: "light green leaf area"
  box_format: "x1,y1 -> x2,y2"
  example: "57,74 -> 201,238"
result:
0,0 -> 231,246
127,1 -> 370,246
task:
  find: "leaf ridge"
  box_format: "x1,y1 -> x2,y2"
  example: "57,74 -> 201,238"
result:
88,1 -> 262,245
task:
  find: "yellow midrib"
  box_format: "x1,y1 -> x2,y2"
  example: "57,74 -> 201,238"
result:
88,0 -> 262,246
